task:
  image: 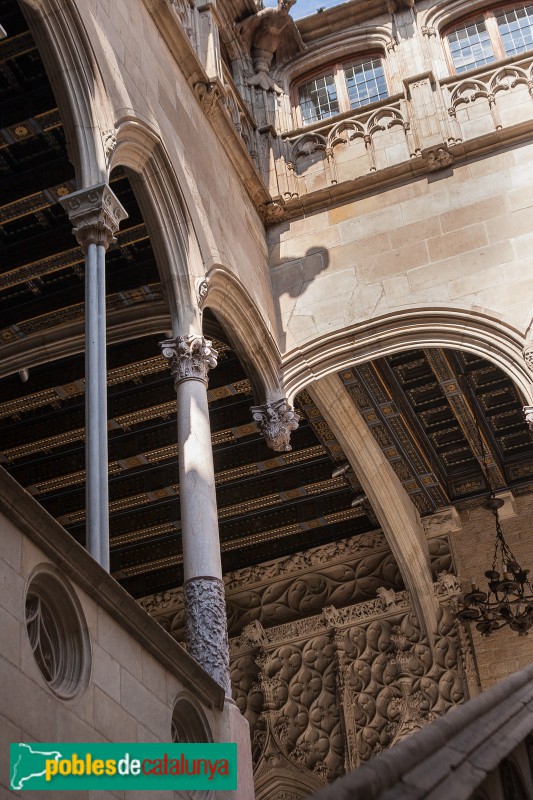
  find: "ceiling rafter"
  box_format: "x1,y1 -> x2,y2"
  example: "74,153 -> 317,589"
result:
423,348 -> 507,490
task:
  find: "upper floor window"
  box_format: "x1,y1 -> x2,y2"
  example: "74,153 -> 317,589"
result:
296,56 -> 388,126
445,5 -> 533,73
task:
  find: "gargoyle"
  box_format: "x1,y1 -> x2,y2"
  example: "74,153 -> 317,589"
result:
237,0 -> 305,93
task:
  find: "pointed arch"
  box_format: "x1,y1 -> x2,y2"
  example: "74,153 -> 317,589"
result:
18,0 -> 113,185
281,309 -> 533,405
204,266 -> 282,403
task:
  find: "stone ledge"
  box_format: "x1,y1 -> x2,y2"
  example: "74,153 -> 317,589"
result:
0,467 -> 224,711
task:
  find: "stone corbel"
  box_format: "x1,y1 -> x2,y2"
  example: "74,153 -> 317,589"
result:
422,144 -> 454,172
386,0 -> 415,12
259,198 -> 287,223
251,398 -> 299,451
193,79 -> 225,117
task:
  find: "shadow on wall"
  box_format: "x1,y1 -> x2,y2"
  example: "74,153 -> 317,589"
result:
271,246 -> 330,353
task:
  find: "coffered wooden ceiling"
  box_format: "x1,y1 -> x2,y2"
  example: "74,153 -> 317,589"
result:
2,0 -> 533,599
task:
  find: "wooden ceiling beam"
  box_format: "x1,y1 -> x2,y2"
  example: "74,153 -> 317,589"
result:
424,349 -> 507,490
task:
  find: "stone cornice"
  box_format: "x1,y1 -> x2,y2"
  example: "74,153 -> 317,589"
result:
269,119 -> 533,225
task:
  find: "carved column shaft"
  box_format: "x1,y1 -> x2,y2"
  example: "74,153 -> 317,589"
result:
161,335 -> 230,692
60,184 -> 127,571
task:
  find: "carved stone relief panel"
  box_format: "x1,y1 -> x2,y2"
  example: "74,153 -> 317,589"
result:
338,604 -> 465,769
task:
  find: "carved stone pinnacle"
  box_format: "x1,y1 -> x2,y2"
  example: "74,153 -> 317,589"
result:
251,398 -> 299,451
160,335 -> 218,387
183,576 -> 231,692
59,182 -> 128,251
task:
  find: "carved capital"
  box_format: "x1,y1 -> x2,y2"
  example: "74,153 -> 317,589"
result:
59,183 -> 128,251
160,335 -> 218,387
251,398 -> 299,451
422,145 -> 454,172
183,576 -> 230,692
523,343 -> 533,372
524,405 -> 533,431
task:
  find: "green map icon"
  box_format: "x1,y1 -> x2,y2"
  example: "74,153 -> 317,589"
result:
10,743 -> 63,790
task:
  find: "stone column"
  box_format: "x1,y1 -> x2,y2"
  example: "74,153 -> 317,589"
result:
60,184 -> 128,571
160,334 -> 230,692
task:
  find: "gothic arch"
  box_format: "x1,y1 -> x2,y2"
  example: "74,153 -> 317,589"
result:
204,266 -> 282,403
281,309 -> 532,405
18,0 -> 112,185
111,118 -> 206,334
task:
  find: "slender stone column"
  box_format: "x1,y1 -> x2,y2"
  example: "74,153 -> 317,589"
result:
60,184 -> 127,571
160,334 -> 231,692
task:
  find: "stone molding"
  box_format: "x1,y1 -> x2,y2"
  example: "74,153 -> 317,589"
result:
251,398 -> 299,451
160,335 -> 218,387
523,343 -> 533,372
59,183 -> 128,251
184,576 -> 231,693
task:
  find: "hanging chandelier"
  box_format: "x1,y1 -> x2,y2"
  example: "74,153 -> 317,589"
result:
456,493 -> 533,635
455,373 -> 533,636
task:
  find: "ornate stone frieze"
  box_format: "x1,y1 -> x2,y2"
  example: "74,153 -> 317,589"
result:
225,530 -> 387,592
183,576 -> 230,692
160,335 -> 218,387
251,398 -> 299,451
237,0 -> 305,93
338,605 -> 466,768
59,183 -> 128,251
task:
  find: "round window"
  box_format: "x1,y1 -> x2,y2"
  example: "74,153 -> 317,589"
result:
25,569 -> 90,699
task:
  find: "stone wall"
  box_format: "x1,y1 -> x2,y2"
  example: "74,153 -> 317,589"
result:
0,468 -> 253,799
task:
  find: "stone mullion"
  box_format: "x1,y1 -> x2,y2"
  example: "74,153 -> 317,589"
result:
160,334 -> 230,692
60,183 -> 128,571
423,349 -> 506,490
